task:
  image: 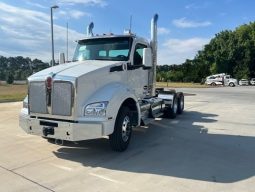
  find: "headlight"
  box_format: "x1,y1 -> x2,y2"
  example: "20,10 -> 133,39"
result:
84,101 -> 108,117
23,95 -> 28,108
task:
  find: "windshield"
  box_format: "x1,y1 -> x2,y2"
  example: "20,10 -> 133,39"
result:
73,37 -> 133,62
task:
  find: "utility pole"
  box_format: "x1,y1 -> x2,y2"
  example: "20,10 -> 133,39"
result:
66,22 -> 69,63
50,5 -> 59,66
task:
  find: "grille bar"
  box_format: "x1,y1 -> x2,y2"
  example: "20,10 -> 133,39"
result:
51,81 -> 73,116
29,82 -> 48,114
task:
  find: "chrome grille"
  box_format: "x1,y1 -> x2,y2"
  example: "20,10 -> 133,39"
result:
52,82 -> 73,116
29,82 -> 47,114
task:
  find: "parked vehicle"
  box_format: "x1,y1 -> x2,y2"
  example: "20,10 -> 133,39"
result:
205,73 -> 237,87
250,78 -> 255,85
19,14 -> 185,151
239,79 -> 249,86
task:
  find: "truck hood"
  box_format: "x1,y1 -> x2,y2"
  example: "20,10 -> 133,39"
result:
28,60 -> 118,80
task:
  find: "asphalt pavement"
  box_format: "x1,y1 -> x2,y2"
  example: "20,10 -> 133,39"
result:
0,86 -> 254,192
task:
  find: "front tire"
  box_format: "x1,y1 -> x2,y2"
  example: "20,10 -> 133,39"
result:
109,106 -> 132,152
229,82 -> 235,87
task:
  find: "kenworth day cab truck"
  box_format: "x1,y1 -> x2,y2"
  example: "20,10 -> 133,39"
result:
19,14 -> 184,151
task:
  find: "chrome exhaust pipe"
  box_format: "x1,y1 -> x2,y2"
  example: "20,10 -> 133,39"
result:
150,14 -> 158,96
87,22 -> 94,37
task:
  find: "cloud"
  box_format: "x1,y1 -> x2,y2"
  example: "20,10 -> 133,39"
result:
158,27 -> 170,35
185,2 -> 210,9
69,10 -> 88,19
0,2 -> 84,62
57,0 -> 107,7
158,37 -> 210,64
185,3 -> 196,9
25,1 -> 48,9
58,9 -> 90,19
173,18 -> 212,28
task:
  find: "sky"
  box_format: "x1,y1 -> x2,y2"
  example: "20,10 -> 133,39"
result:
0,0 -> 255,65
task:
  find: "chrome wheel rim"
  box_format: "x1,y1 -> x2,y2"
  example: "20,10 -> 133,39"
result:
122,116 -> 131,142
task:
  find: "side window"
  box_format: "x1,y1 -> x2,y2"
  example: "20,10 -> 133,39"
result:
133,44 -> 147,65
99,50 -> 106,57
109,50 -> 129,58
78,46 -> 90,60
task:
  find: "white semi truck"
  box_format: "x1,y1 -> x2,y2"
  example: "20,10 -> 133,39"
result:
205,73 -> 238,87
19,14 -> 184,151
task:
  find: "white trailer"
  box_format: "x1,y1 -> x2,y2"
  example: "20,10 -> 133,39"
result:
19,14 -> 184,151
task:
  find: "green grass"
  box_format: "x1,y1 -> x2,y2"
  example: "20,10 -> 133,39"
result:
156,82 -> 209,88
0,84 -> 27,102
0,82 -> 208,103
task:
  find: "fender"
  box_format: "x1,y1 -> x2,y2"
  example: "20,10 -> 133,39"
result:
82,82 -> 140,135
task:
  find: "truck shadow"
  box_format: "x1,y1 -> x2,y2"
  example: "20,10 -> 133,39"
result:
52,111 -> 255,183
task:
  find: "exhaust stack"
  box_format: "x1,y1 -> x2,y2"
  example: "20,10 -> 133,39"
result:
87,22 -> 94,37
150,14 -> 158,96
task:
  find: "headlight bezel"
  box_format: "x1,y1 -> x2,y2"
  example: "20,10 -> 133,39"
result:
84,101 -> 109,117
23,95 -> 28,109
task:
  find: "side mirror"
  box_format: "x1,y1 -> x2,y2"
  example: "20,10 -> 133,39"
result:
143,48 -> 152,67
59,53 -> 65,64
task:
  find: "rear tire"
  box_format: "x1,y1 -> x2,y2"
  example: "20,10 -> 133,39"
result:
177,93 -> 184,114
164,95 -> 177,119
211,82 -> 216,86
109,106 -> 132,152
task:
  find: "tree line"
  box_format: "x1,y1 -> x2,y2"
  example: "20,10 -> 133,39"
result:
1,21 -> 255,84
157,22 -> 255,83
0,56 -> 49,83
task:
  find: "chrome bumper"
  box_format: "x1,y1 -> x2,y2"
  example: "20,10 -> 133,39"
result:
19,108 -> 112,141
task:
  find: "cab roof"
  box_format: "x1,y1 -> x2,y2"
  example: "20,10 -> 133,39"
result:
78,34 -> 149,44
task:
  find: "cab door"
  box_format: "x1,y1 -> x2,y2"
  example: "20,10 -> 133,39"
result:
127,43 -> 149,99
224,75 -> 230,85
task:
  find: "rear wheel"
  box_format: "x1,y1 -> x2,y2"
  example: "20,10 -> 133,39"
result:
164,95 -> 177,119
211,82 -> 216,86
177,93 -> 184,114
109,106 -> 132,152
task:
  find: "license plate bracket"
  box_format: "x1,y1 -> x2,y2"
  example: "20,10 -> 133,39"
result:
42,126 -> 55,136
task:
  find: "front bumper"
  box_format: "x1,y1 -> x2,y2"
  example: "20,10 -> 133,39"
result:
19,108 -> 113,141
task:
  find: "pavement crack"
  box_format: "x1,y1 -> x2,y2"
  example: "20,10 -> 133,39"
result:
11,155 -> 54,171
0,164 -> 55,192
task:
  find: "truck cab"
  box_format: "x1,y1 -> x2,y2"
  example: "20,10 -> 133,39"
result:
19,14 -> 184,151
72,35 -> 150,99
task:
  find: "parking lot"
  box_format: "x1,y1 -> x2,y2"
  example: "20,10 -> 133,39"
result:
0,86 -> 254,192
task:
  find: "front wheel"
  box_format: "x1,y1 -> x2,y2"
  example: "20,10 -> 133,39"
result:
109,106 -> 132,152
229,82 -> 235,87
